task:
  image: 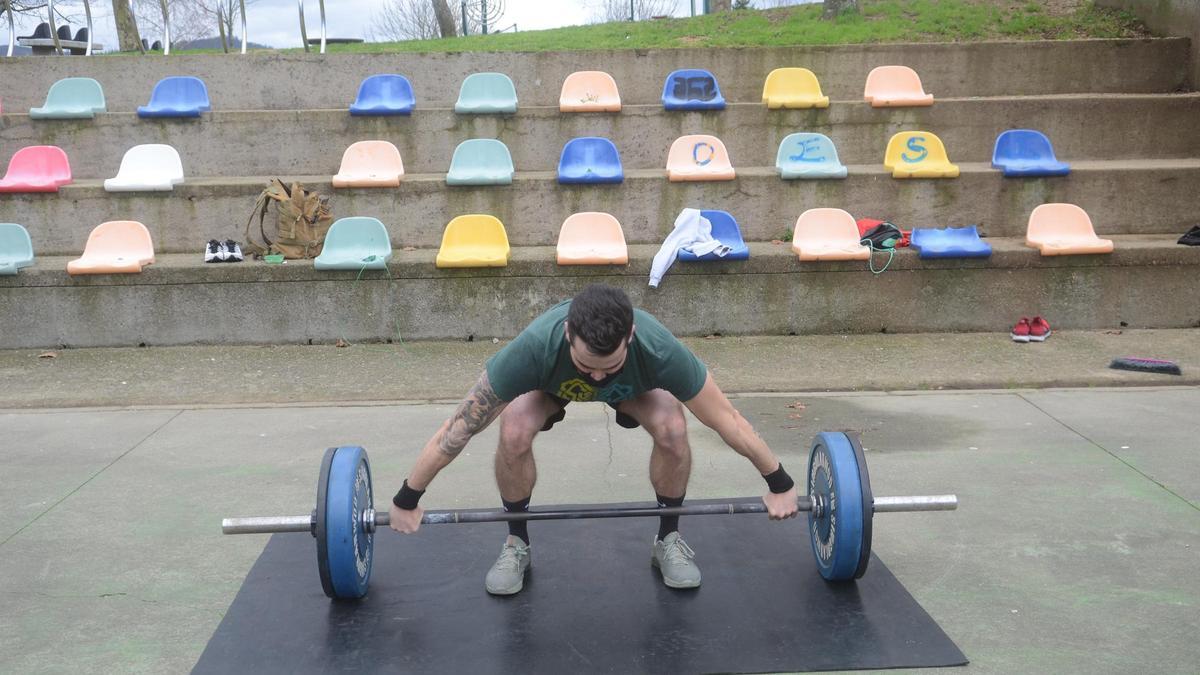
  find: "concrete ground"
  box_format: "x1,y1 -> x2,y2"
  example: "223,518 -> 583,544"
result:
0,381 -> 1197,673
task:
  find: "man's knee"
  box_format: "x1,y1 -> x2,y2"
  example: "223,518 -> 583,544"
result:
497,412 -> 541,457
646,403 -> 690,456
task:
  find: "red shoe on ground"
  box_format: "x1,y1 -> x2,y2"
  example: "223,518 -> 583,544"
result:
1011,317 -> 1031,343
1029,316 -> 1052,342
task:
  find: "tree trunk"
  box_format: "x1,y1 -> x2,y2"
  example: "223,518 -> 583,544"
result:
432,0 -> 457,38
710,0 -> 731,11
823,0 -> 858,19
112,0 -> 143,52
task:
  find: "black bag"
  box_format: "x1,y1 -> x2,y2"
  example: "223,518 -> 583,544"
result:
1179,225 -> 1200,246
860,222 -> 904,249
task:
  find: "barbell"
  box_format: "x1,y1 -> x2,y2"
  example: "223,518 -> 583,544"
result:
221,431 -> 958,600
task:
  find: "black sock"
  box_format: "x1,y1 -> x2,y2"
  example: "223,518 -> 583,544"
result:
656,493 -> 685,540
503,496 -> 531,545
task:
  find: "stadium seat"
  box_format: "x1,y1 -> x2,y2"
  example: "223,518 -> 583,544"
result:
666,134 -> 735,182
0,223 -> 34,275
559,71 -> 621,112
314,217 -> 393,270
863,66 -> 934,107
104,144 -> 185,192
558,137 -> 624,184
67,220 -> 155,275
791,208 -> 870,261
436,214 -> 510,268
446,139 -> 514,186
677,210 -> 749,261
0,145 -> 72,193
556,212 -> 628,265
884,131 -> 959,178
1025,203 -> 1114,256
29,77 -> 106,119
992,129 -> 1071,178
775,133 -> 847,180
332,141 -> 404,188
761,68 -> 829,109
349,74 -> 416,116
662,69 -> 725,111
137,76 -> 211,118
454,73 -> 518,114
911,226 -> 992,259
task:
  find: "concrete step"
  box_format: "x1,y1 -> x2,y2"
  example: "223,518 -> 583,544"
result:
4,94 -> 1197,178
10,161 -> 1199,255
0,40 -> 1187,113
3,236 -> 1197,349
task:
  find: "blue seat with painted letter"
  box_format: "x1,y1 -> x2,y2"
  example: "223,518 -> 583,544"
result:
558,137 -> 623,184
911,225 -> 992,259
446,139 -> 514,186
677,210 -> 749,261
991,129 -> 1070,177
137,76 -> 211,118
455,73 -> 517,114
0,223 -> 35,275
662,69 -> 725,111
314,217 -> 392,270
349,74 -> 416,116
775,133 -> 847,180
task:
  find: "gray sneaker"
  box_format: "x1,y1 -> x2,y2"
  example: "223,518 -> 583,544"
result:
652,531 -> 701,589
485,536 -> 531,595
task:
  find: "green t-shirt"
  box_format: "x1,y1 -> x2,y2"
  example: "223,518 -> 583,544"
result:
486,300 -> 708,404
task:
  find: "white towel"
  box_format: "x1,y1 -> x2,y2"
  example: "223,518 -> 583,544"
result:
649,208 -> 732,288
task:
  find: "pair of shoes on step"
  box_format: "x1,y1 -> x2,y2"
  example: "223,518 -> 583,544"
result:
1011,316 -> 1051,343
204,239 -> 244,263
484,531 -> 701,596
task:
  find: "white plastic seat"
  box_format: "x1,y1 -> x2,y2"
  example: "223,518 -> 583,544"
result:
104,144 -> 185,192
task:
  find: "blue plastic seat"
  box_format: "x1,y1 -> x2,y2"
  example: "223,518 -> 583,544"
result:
349,74 -> 415,116
677,210 -> 749,261
137,76 -> 211,118
455,73 -> 518,114
314,217 -> 392,270
0,223 -> 34,275
662,69 -> 725,111
446,139 -> 514,186
557,137 -> 623,184
775,133 -> 848,180
991,129 -> 1070,177
911,226 -> 992,259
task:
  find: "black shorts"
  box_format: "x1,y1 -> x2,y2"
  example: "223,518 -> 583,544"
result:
542,394 -> 640,431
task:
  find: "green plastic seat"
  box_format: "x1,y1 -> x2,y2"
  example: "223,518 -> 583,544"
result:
454,73 -> 517,114
0,223 -> 34,275
30,77 -> 107,119
446,139 -> 514,186
313,217 -> 392,270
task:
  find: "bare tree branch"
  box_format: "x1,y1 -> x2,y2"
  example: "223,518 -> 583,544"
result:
589,0 -> 676,23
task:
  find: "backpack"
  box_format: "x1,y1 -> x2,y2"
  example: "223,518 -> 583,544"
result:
243,179 -> 333,259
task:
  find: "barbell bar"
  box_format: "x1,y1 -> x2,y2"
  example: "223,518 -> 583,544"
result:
221,431 -> 958,600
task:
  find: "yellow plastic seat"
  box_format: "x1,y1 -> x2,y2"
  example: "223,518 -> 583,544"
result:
436,214 -> 510,268
884,131 -> 959,178
559,71 -> 621,112
666,134 -> 735,182
1025,203 -> 1114,256
863,65 -> 934,107
332,140 -> 404,188
67,220 -> 155,275
556,212 -> 628,265
791,208 -> 870,261
761,68 -> 829,109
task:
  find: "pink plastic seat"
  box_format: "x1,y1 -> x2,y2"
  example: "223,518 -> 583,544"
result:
556,212 -> 628,265
559,71 -> 621,112
332,140 -> 404,188
791,208 -> 870,261
863,66 -> 934,108
67,220 -> 156,275
666,134 -> 735,182
0,145 -> 72,193
1025,203 -> 1114,256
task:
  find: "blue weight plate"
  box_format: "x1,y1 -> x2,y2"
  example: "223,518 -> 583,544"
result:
844,432 -> 874,579
323,445 -> 375,599
315,447 -> 337,598
807,432 -> 865,581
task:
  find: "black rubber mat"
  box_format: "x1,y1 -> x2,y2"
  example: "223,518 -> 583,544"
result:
196,499 -> 967,674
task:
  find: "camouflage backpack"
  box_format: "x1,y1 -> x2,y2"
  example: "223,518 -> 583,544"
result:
243,179 -> 333,259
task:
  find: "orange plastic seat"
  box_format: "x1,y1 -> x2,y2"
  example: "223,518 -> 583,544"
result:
666,134 -> 735,182
556,212 -> 628,265
332,140 -> 404,188
791,208 -> 870,261
436,214 -> 510,268
863,66 -> 934,107
1025,203 -> 1114,256
67,220 -> 155,275
559,71 -> 621,112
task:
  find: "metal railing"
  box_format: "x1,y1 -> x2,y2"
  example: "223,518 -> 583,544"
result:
158,0 -> 169,55
297,0 -> 327,53
4,0 -> 14,58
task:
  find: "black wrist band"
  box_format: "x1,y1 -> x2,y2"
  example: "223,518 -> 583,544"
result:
763,463 -> 795,494
393,480 -> 425,510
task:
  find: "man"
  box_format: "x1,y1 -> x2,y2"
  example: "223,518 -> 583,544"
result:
390,284 -> 799,594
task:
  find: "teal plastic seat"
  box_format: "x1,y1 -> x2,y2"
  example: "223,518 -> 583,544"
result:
30,77 -> 107,119
454,73 -> 517,114
776,133 -> 847,180
314,217 -> 392,270
446,139 -> 514,186
0,223 -> 34,275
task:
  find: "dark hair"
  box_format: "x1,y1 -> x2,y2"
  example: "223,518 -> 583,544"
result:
567,284 -> 634,356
